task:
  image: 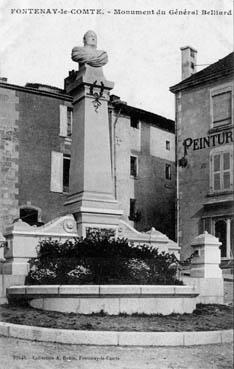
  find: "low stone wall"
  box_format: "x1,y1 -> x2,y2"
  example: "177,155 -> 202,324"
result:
7,285 -> 199,315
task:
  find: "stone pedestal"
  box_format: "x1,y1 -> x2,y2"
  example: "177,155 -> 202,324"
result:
183,231 -> 224,304
64,65 -> 123,236
190,231 -> 222,278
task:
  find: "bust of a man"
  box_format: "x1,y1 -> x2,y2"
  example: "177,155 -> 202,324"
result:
72,31 -> 108,68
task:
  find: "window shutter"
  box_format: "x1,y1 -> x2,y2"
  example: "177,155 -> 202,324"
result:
59,105 -> 68,136
67,109 -> 73,136
210,150 -> 233,192
50,151 -> 63,192
230,152 -> 233,188
209,155 -> 213,191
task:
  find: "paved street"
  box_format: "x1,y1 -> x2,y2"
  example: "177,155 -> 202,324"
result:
0,336 -> 233,369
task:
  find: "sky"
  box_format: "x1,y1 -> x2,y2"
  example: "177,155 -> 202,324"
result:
0,0 -> 233,119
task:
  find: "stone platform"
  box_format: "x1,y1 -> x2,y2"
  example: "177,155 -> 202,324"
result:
7,285 -> 199,315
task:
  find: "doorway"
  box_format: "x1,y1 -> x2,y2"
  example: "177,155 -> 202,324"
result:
20,208 -> 39,226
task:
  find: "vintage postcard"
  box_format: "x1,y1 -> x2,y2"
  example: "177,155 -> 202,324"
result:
0,0 -> 233,368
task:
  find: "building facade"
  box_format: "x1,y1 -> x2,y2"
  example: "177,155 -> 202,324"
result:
170,49 -> 234,260
0,80 -> 72,231
110,97 -> 175,239
0,76 -> 175,240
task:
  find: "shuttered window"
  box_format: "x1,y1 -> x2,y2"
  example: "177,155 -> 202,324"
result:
211,150 -> 233,192
50,152 -> 71,192
212,91 -> 232,127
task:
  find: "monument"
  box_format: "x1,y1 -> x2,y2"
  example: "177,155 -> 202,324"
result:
0,31 -> 180,287
64,31 -> 123,236
71,30 -> 108,67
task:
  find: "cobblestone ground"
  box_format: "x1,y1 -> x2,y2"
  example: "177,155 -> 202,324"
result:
0,336 -> 233,369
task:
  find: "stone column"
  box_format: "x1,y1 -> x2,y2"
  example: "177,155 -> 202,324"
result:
64,65 -> 123,236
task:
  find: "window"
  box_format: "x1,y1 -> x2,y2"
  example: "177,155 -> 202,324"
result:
130,156 -> 138,177
63,155 -> 70,192
166,140 -> 170,150
211,87 -> 232,128
130,116 -> 139,129
59,105 -> 73,137
210,148 -> 233,192
50,151 -> 70,192
165,164 -> 171,180
129,198 -> 136,220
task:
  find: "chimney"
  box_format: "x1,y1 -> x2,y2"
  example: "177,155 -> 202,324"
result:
180,46 -> 197,80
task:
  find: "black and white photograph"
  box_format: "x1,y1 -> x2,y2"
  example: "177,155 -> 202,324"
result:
0,0 -> 233,368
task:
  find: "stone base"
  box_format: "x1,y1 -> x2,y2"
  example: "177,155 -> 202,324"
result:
65,64 -> 114,95
7,285 -> 199,315
64,191 -> 124,237
72,208 -> 123,238
30,296 -> 197,315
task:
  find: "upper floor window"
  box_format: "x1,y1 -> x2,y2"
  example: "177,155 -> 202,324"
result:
210,147 -> 233,192
50,151 -> 70,193
211,85 -> 232,128
59,105 -> 73,137
130,155 -> 138,177
130,116 -> 139,129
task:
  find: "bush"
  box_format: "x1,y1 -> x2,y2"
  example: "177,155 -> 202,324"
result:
26,233 -> 182,285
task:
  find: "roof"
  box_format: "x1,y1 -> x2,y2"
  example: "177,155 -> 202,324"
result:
0,81 -> 72,101
170,52 -> 234,93
0,79 -> 174,133
25,83 -> 64,94
111,98 -> 175,133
